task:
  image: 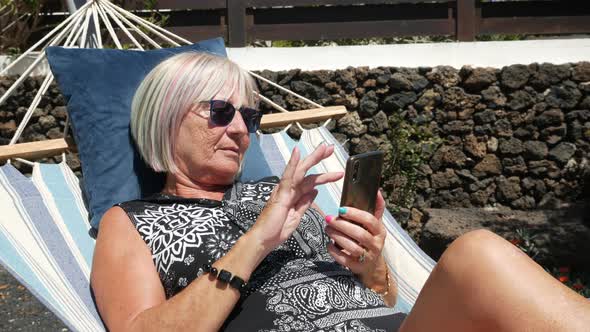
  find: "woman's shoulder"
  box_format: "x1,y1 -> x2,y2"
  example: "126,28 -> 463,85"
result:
96,205 -> 136,238
112,195 -> 172,226
115,198 -> 142,209
114,197 -> 152,217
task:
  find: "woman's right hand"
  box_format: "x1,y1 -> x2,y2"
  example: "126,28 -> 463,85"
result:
250,143 -> 343,255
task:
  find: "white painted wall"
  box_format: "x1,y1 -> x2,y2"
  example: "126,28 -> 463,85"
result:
0,52 -> 49,76
227,39 -> 590,71
2,39 -> 590,76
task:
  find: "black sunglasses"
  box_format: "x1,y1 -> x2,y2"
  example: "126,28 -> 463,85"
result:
204,100 -> 261,133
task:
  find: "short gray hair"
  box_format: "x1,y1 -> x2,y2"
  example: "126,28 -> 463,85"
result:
130,52 -> 257,173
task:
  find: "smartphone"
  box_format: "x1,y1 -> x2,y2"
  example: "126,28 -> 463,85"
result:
340,151 -> 384,215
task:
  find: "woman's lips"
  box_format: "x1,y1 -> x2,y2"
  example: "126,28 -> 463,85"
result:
220,147 -> 239,155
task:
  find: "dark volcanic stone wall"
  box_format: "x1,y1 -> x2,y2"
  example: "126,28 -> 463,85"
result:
0,76 -> 81,175
254,63 -> 590,211
1,62 -> 590,210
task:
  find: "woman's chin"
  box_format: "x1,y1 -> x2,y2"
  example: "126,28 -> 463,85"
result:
212,160 -> 240,180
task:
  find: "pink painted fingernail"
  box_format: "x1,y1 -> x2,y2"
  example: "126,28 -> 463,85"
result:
325,215 -> 334,224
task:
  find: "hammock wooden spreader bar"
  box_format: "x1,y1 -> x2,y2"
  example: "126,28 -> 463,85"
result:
260,106 -> 346,129
0,106 -> 346,162
0,139 -> 69,162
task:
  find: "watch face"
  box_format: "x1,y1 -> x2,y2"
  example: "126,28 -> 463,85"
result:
217,269 -> 232,283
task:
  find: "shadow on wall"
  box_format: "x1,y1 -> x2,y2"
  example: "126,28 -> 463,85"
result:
418,204 -> 590,269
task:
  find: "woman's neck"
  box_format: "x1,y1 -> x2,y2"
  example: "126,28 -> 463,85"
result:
162,172 -> 230,201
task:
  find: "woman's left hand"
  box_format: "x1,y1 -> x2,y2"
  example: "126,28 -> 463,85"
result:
325,191 -> 388,288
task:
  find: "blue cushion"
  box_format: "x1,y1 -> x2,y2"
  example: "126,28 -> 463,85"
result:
46,38 -> 227,229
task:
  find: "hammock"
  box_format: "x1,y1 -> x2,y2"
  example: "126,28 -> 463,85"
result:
0,1 -> 435,331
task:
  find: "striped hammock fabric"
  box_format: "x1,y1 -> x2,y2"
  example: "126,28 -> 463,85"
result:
0,162 -> 102,331
0,127 -> 435,331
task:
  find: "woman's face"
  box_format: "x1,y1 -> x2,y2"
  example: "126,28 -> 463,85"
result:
173,90 -> 252,186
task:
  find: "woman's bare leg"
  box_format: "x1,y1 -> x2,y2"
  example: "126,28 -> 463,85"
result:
398,229 -> 590,332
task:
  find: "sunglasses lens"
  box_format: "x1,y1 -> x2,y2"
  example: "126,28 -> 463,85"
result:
241,108 -> 261,133
210,100 -> 235,126
208,100 -> 260,132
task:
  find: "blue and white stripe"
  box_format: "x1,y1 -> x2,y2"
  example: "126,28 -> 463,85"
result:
0,162 -> 103,332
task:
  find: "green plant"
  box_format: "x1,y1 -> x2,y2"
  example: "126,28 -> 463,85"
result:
141,0 -> 169,30
382,114 -> 442,210
0,0 -> 47,53
267,36 -> 454,48
512,228 -> 541,260
7,47 -> 21,57
271,40 -> 300,47
509,228 -> 590,298
107,0 -> 169,49
121,43 -> 135,50
476,34 -> 525,42
545,266 -> 590,298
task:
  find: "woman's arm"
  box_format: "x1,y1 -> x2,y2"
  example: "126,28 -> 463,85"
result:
91,207 -> 267,332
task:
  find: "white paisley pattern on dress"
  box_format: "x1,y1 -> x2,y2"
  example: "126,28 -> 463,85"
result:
206,232 -> 239,260
130,203 -> 232,274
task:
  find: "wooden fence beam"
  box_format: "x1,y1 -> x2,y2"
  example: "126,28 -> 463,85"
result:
251,19 -> 454,40
456,0 -> 477,41
227,0 -> 247,47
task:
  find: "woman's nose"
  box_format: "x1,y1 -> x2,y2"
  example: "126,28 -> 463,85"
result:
226,110 -> 248,135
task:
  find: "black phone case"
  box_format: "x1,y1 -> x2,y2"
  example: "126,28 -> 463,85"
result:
340,151 -> 384,214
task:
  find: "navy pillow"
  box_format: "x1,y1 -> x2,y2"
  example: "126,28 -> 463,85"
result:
46,38 -> 227,229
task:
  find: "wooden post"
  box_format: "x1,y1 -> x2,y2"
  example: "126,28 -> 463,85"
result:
227,0 -> 247,47
456,0 -> 477,41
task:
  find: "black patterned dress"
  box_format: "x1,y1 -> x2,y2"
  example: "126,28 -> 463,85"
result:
117,177 -> 399,332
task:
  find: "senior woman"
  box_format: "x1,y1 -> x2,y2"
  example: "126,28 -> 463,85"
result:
92,52 -> 590,332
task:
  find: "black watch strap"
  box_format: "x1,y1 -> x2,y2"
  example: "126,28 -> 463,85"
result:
229,275 -> 250,294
